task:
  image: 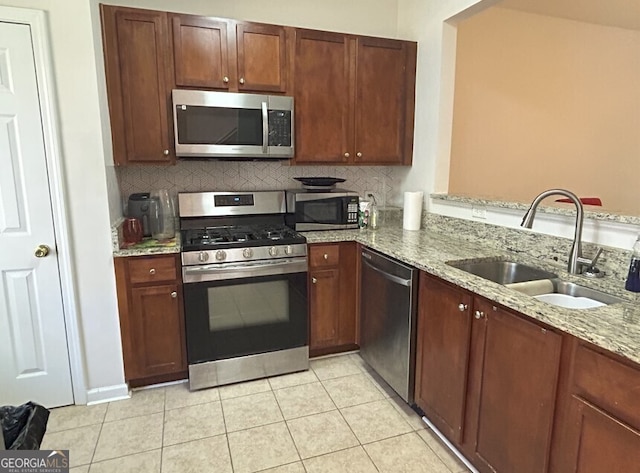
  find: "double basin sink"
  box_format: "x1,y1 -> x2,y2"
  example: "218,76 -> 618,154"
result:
447,259 -> 625,309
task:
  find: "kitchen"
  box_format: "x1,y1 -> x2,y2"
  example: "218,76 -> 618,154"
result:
0,0 -> 639,472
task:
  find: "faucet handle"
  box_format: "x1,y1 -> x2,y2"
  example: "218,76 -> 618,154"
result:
581,247 -> 605,278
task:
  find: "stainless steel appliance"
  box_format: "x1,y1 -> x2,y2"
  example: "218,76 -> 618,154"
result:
172,90 -> 294,159
360,247 -> 418,403
179,191 -> 308,390
285,189 -> 359,231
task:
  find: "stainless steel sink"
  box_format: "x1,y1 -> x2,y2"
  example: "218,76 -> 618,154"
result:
447,259 -> 558,285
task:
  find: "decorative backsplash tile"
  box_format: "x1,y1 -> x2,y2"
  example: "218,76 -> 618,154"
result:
117,160 -> 408,213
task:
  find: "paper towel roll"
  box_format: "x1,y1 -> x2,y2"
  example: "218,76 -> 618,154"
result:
403,191 -> 423,230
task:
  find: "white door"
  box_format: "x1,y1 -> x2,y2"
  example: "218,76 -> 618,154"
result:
0,21 -> 74,407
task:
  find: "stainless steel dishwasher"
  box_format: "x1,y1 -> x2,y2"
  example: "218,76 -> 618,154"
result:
360,247 -> 418,403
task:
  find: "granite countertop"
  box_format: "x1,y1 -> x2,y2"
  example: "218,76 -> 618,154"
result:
110,218 -> 639,365
111,219 -> 180,257
303,227 -> 640,366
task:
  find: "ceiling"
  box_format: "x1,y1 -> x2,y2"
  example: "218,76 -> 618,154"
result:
498,0 -> 640,31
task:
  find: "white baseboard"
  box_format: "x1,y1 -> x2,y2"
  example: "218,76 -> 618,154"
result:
85,383 -> 130,405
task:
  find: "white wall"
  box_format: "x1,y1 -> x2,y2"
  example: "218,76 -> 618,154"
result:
0,0 -> 125,400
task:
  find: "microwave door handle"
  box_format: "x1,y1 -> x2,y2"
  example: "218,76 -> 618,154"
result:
261,101 -> 268,154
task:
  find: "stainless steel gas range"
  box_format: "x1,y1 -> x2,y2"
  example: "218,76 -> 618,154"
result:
178,191 -> 309,391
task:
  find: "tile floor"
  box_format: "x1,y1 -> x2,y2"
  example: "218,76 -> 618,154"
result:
42,353 -> 471,473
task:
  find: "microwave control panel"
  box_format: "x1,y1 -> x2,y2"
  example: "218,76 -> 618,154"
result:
268,110 -> 292,147
347,198 -> 359,223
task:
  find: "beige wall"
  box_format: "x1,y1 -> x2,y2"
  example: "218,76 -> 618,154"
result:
448,7 -> 640,215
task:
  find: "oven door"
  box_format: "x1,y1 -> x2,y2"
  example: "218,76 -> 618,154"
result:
182,258 -> 308,365
293,194 -> 359,231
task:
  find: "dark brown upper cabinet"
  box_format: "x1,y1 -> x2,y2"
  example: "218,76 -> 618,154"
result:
101,5 -> 175,165
172,14 -> 289,93
293,30 -> 416,165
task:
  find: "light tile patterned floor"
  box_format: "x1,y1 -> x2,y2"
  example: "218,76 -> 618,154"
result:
42,353 -> 470,473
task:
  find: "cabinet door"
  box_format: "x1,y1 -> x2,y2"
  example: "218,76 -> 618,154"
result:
129,284 -> 186,379
309,269 -> 341,350
172,15 -> 230,89
569,400 -> 640,473
293,30 -> 353,164
415,273 -> 472,443
101,6 -> 174,164
354,37 -> 416,165
470,301 -> 562,473
235,22 -> 287,93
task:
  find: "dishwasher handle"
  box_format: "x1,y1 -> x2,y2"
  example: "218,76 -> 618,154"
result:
362,258 -> 412,287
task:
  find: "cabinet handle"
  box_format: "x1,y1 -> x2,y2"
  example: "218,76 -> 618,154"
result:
458,303 -> 468,312
239,77 -> 245,84
323,254 -> 329,260
356,152 -> 363,158
474,310 -> 484,319
149,268 -> 156,275
344,152 -> 350,158
223,76 -> 229,83
312,277 -> 317,284
171,291 -> 177,298
163,149 -> 169,156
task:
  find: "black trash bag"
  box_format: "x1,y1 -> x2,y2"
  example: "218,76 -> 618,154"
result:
0,402 -> 50,450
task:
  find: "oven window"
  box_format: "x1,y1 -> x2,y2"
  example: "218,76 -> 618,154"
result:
301,201 -> 340,223
176,106 -> 262,145
208,281 -> 289,331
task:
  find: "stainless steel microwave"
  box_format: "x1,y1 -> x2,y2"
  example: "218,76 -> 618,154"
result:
285,190 -> 359,231
172,89 -> 294,159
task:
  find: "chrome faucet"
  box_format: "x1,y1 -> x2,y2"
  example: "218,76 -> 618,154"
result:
521,189 -> 603,275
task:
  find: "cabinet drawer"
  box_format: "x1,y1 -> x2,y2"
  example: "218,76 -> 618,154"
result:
128,256 -> 178,284
309,244 -> 340,267
573,344 -> 640,430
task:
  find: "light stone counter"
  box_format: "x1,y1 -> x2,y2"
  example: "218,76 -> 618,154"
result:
111,218 -> 180,257
303,227 -> 640,366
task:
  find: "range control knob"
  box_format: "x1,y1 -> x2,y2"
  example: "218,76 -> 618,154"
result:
269,246 -> 279,257
198,251 -> 209,263
242,248 -> 254,259
215,250 -> 227,261
284,245 -> 293,255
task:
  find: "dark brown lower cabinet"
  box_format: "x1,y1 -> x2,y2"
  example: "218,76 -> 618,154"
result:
466,298 -> 562,473
415,272 -> 562,473
114,254 -> 187,387
552,340 -> 640,473
415,273 -> 472,443
308,242 -> 358,356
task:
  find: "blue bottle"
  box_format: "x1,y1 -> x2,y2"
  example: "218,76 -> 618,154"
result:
625,236 -> 640,293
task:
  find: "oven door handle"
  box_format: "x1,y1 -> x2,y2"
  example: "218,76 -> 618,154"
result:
183,257 -> 308,283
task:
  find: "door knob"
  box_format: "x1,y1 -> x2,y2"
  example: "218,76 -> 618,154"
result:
34,245 -> 50,258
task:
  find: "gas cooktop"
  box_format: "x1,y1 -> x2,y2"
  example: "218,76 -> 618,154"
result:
181,224 -> 305,252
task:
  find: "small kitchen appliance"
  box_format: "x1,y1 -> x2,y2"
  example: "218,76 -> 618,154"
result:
127,193 -> 157,237
285,188 -> 359,231
178,191 -> 308,390
172,90 -> 294,159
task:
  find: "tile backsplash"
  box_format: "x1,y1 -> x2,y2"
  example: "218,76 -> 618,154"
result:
117,160 -> 408,212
